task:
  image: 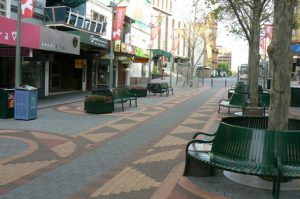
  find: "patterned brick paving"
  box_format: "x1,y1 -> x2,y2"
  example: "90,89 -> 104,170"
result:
1,85 -> 299,199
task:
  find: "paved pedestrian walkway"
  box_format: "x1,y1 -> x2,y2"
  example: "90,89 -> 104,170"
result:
0,81 -> 300,199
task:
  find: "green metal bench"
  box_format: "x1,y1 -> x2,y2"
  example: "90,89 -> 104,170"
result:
228,83 -> 249,98
112,87 -> 137,112
146,83 -> 172,97
184,116 -> 300,199
218,93 -> 248,114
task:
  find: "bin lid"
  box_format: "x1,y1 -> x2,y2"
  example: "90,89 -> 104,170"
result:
16,85 -> 37,91
0,88 -> 14,91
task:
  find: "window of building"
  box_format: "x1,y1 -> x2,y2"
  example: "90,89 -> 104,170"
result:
0,0 -> 6,16
92,11 -> 107,36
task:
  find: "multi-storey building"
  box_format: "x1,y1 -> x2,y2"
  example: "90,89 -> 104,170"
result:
0,0 -> 197,98
216,46 -> 232,69
0,0 -> 85,97
150,0 -> 190,82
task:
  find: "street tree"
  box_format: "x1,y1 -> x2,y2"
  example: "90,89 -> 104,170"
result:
210,0 -> 273,106
217,62 -> 230,73
180,0 -> 217,86
267,0 -> 296,130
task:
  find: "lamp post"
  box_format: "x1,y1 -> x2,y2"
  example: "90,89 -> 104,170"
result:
15,0 -> 22,87
109,2 -> 116,90
261,28 -> 268,89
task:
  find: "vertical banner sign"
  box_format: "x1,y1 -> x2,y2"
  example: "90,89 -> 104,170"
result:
113,6 -> 126,41
21,0 -> 34,18
265,24 -> 273,40
260,36 -> 265,52
148,25 -> 161,48
172,37 -> 180,54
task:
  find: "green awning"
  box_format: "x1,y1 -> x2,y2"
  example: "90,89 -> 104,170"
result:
151,49 -> 172,61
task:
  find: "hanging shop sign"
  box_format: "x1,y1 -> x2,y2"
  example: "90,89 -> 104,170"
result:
78,31 -> 108,49
113,6 -> 126,41
40,27 -> 80,55
120,42 -> 136,55
0,16 -> 40,49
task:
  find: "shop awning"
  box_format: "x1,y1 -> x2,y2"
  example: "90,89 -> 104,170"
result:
151,49 -> 172,61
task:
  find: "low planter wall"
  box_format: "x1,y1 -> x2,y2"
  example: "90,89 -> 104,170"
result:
84,101 -> 114,114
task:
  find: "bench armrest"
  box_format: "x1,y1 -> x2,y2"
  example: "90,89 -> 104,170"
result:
219,98 -> 229,103
193,131 -> 217,139
186,139 -> 214,152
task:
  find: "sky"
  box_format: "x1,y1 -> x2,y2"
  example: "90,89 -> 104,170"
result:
217,24 -> 249,72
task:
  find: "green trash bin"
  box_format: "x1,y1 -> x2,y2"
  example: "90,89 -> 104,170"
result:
0,88 -> 15,118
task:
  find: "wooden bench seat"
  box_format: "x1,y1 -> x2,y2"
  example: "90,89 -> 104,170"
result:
184,116 -> 300,199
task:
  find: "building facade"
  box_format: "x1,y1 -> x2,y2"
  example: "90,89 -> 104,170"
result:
216,46 -> 232,69
0,0 -> 196,98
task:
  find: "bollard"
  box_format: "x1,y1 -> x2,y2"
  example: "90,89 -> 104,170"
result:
211,78 -> 213,87
225,79 -> 227,87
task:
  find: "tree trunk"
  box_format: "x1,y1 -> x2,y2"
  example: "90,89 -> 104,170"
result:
247,2 -> 261,106
268,0 -> 294,130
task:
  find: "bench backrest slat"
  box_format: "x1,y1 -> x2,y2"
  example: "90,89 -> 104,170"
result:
112,87 -> 131,99
277,131 -> 300,166
230,93 -> 248,106
211,121 -> 276,165
218,116 -> 300,167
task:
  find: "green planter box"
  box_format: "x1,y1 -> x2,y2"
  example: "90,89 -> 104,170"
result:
84,101 -> 114,114
130,89 -> 147,97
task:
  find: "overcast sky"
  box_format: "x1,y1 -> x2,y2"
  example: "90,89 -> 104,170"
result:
217,23 -> 249,72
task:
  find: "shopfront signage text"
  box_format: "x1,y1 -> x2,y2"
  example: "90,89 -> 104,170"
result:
0,16 -> 40,49
40,27 -> 80,55
90,35 -> 108,48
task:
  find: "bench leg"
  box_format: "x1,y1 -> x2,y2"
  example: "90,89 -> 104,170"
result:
122,103 -> 124,112
272,176 -> 281,199
184,155 -> 214,177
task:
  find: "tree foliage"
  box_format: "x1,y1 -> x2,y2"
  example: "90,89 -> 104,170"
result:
208,0 -> 273,106
217,62 -> 230,72
180,0 -> 217,84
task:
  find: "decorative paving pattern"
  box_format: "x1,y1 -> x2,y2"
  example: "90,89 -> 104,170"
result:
90,167 -> 160,197
0,160 -> 57,185
68,88 -> 225,199
3,87 -> 287,199
133,149 -> 181,164
0,130 -> 75,190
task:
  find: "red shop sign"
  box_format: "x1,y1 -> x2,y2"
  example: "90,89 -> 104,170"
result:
0,16 -> 40,49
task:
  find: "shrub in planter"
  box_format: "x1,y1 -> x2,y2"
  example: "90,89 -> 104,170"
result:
129,86 -> 147,97
84,95 -> 114,114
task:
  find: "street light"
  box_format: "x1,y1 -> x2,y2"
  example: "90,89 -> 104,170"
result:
108,2 -> 116,90
15,0 -> 22,87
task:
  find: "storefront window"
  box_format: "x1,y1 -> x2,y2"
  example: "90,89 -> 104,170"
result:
0,0 -> 6,16
22,61 -> 42,88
